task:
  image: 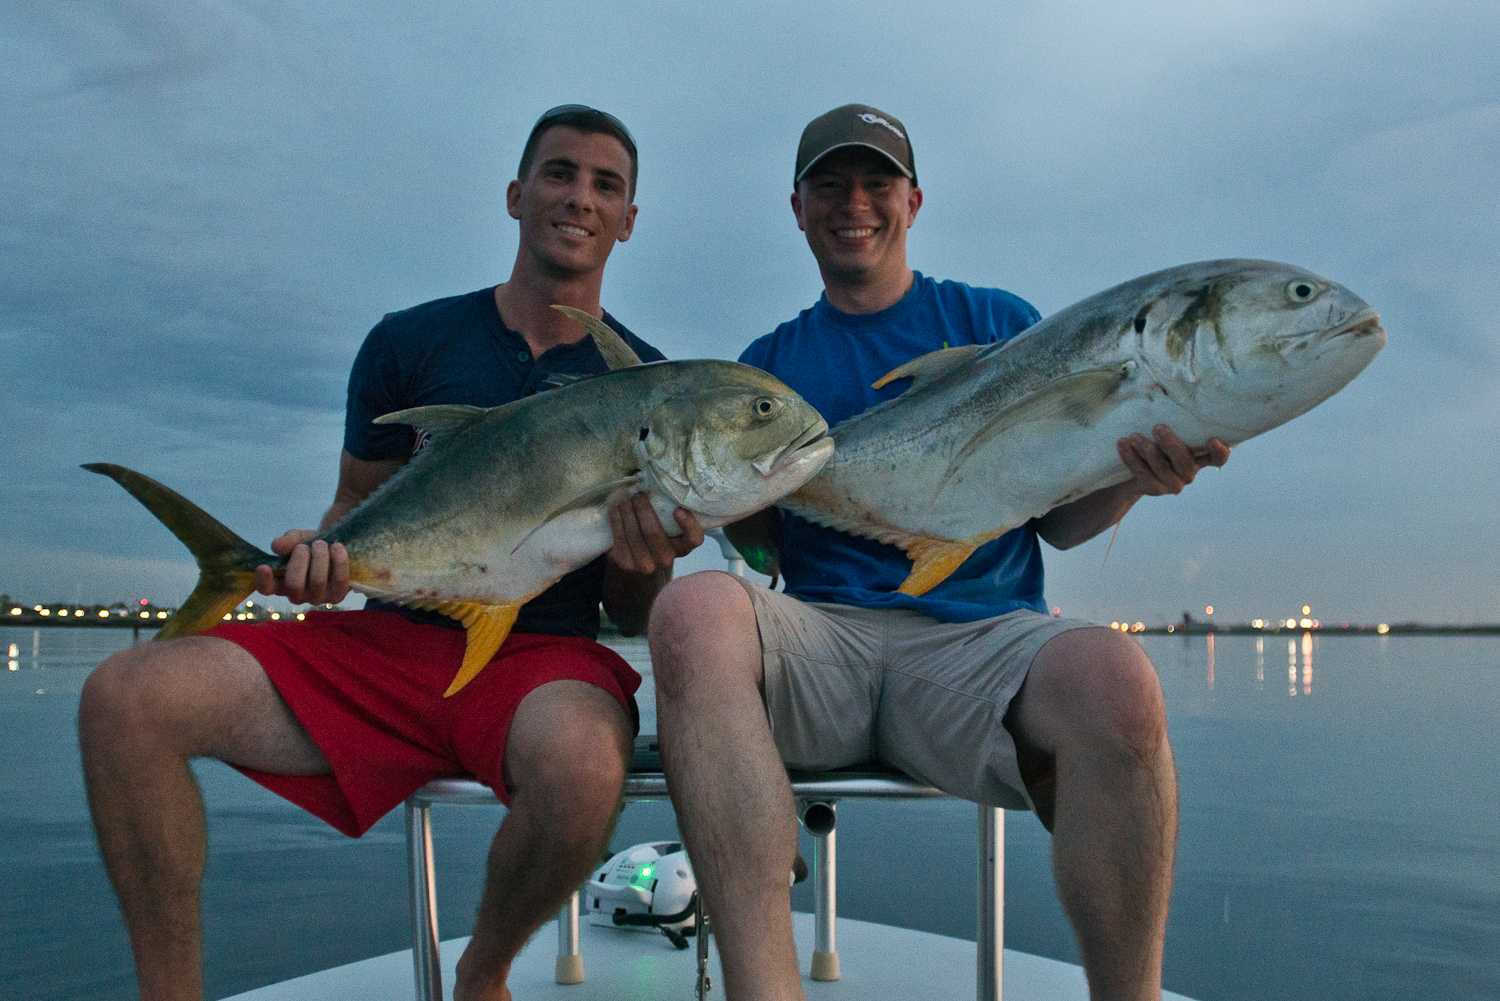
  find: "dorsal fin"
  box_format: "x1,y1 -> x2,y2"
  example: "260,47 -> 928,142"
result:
872,344 -> 985,392
552,304 -> 644,369
373,404 -> 489,441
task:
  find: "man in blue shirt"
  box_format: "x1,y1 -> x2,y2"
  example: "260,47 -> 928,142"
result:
650,105 -> 1230,1001
80,106 -> 704,1001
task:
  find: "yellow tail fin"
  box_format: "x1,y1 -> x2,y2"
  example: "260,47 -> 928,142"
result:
83,464 -> 269,638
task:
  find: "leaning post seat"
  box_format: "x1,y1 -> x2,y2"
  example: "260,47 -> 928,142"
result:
404,735 -> 1006,1001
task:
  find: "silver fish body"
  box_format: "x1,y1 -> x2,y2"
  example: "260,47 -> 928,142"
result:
779,259 -> 1385,594
338,359 -> 831,608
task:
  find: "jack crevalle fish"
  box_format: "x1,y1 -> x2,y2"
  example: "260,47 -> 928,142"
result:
85,307 -> 833,695
767,260 -> 1385,595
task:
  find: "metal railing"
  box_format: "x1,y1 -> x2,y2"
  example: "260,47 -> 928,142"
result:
404,757 -> 1005,1000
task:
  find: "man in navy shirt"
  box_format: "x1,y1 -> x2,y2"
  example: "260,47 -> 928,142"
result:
650,105 -> 1230,1000
80,106 -> 703,1001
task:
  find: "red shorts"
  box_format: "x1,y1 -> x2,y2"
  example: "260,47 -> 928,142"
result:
206,610 -> 641,837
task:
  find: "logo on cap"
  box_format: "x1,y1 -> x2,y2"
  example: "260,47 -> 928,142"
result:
858,113 -> 905,139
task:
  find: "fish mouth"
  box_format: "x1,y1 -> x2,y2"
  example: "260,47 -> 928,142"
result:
1327,309 -> 1383,341
764,422 -> 832,476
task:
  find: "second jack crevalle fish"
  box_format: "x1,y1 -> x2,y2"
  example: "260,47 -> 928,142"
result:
85,307 -> 833,695
769,259 -> 1386,594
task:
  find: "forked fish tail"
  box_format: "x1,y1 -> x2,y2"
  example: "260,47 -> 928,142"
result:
82,463 -> 271,639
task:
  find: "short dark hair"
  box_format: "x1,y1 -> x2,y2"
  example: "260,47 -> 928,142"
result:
517,105 -> 638,199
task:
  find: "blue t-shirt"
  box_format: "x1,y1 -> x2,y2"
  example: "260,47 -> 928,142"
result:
739,272 -> 1048,623
344,286 -> 665,638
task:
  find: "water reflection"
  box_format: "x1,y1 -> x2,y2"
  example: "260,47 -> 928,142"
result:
1206,633 -> 1215,690
1288,638 -> 1298,697
1255,637 -> 1264,688
1302,631 -> 1313,695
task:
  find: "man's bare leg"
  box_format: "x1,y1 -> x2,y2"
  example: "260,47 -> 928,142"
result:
649,572 -> 806,1001
453,679 -> 634,1001
78,637 -> 332,1001
1007,627 -> 1178,1001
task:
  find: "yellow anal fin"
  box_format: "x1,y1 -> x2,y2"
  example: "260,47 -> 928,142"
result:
439,602 -> 522,697
898,538 -> 978,596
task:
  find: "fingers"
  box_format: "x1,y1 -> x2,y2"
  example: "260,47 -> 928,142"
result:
607,494 -> 696,574
1118,425 -> 1221,496
1118,433 -> 1183,495
670,508 -> 706,557
281,540 -> 312,602
270,529 -> 318,557
1203,437 -> 1232,468
257,539 -> 350,605
626,494 -> 674,573
326,543 -> 351,605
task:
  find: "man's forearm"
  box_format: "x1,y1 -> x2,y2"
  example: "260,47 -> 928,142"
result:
1034,480 -> 1144,551
317,501 -> 357,532
601,564 -> 673,637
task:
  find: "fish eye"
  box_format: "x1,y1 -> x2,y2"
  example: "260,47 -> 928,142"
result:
1285,279 -> 1323,303
753,398 -> 779,420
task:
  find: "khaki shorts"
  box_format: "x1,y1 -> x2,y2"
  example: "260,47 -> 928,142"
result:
733,577 -> 1094,811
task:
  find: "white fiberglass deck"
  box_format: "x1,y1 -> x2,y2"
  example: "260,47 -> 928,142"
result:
225,911 -> 1197,1001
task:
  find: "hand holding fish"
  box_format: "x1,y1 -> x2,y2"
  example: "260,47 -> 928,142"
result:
254,530 -> 350,606
1116,425 -> 1231,498
606,493 -> 705,577
603,494 -> 706,636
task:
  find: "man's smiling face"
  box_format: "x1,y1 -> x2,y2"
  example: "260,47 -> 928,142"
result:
508,125 -> 637,280
792,145 -> 921,289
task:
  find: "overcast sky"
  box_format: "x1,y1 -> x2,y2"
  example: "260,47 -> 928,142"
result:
3,0 -> 1496,624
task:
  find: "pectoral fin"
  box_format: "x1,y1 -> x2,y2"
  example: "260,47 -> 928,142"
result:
552,305 -> 644,369
873,344 -> 985,392
442,603 -> 522,697
511,475 -> 644,554
939,365 -> 1129,491
898,538 -> 978,596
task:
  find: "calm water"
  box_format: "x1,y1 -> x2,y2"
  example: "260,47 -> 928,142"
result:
3,626 -> 1498,1000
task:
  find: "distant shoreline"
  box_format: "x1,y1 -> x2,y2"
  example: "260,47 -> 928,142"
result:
3,614 -> 1497,637
1140,623 -> 1500,637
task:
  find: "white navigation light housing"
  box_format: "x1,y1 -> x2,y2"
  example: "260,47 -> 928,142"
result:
586,841 -> 698,943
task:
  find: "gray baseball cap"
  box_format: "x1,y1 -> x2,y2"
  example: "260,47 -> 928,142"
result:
794,104 -> 917,187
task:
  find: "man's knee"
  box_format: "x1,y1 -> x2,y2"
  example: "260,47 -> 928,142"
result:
506,682 -> 631,811
80,645 -> 186,754
647,571 -> 758,698
1028,628 -> 1169,759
